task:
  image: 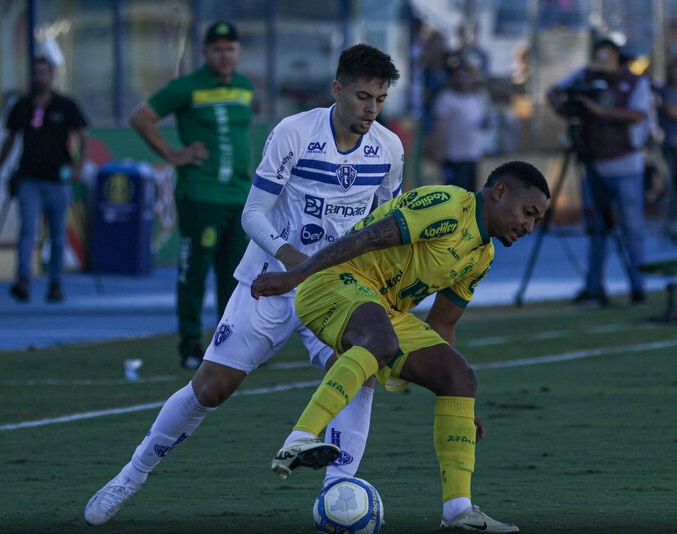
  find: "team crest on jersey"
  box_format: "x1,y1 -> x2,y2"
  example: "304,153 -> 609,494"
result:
336,164 -> 358,191
214,323 -> 233,346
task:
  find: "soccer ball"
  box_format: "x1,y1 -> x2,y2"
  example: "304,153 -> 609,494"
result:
313,477 -> 384,534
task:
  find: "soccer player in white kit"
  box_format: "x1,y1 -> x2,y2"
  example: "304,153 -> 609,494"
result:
84,43 -> 404,526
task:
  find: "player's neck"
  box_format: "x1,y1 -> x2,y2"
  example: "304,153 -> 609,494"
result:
331,111 -> 361,152
334,132 -> 361,152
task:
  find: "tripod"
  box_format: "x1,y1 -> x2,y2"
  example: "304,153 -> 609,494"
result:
514,145 -> 636,307
514,146 -> 577,306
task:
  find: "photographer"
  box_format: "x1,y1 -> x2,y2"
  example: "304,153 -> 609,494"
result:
547,37 -> 651,306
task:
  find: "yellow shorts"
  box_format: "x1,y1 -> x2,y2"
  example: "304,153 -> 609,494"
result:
295,267 -> 447,391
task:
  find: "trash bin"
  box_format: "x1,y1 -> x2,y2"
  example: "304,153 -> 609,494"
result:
90,161 -> 155,275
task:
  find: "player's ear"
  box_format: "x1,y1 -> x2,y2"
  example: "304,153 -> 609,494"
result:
491,180 -> 508,202
331,80 -> 342,100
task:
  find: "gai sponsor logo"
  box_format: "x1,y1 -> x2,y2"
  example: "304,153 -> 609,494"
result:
307,141 -> 327,153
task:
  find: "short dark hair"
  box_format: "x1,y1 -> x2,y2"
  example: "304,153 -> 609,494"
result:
336,44 -> 400,86
484,160 -> 551,199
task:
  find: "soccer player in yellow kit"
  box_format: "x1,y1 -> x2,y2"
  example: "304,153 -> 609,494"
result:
252,160 -> 550,533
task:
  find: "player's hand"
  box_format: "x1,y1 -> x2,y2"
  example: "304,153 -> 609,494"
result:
170,141 -> 209,166
474,415 -> 486,442
251,271 -> 303,299
274,244 -> 309,270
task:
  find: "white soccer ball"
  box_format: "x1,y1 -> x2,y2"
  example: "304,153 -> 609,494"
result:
313,477 -> 384,534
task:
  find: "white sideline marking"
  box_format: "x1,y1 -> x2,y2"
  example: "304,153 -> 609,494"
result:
471,339 -> 677,369
0,375 -> 178,386
0,381 -> 320,432
2,340 -> 676,432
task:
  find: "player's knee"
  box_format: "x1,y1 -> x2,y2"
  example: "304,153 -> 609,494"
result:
192,380 -> 229,408
365,333 -> 399,368
435,358 -> 477,397
191,362 -> 243,407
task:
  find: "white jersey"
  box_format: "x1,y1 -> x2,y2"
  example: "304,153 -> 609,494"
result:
235,105 -> 404,288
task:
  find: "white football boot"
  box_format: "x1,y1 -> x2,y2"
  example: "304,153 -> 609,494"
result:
440,505 -> 520,532
84,467 -> 147,525
271,438 -> 340,480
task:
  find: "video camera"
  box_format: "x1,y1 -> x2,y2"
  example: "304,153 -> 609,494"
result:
559,76 -> 608,119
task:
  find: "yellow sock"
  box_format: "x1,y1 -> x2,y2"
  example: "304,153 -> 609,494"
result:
434,396 -> 476,501
294,346 -> 378,436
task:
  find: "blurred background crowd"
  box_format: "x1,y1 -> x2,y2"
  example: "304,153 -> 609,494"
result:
1,0 -> 677,281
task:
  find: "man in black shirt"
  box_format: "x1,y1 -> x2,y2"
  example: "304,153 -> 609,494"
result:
0,56 -> 88,302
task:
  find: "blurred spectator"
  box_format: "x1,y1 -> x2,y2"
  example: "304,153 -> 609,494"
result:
129,21 -> 253,369
547,37 -> 651,307
420,29 -> 449,135
430,60 -> 488,191
447,24 -> 490,80
656,58 -> 677,238
0,56 -> 88,303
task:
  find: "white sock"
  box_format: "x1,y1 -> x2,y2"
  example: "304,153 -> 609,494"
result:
130,382 -> 214,473
444,497 -> 473,521
119,461 -> 147,489
323,385 -> 374,486
283,429 -> 316,446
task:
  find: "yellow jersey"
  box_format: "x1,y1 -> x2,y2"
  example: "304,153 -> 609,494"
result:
345,185 -> 494,311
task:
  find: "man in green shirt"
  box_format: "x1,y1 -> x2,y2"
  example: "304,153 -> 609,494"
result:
129,21 -> 253,368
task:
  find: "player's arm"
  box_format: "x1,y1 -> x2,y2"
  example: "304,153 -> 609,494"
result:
251,214 -> 401,298
241,185 -> 308,270
0,130 -> 17,169
424,292 -> 465,346
129,102 -> 207,166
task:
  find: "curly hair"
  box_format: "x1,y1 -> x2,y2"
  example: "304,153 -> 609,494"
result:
484,160 -> 551,199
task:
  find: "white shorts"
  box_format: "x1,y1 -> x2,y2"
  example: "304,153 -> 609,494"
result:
203,282 -> 334,373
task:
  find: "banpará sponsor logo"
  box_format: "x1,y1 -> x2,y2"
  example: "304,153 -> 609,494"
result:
324,203 -> 367,218
304,194 -> 368,219
304,195 -> 325,218
275,150 -> 294,180
408,191 -> 451,210
419,218 -> 458,239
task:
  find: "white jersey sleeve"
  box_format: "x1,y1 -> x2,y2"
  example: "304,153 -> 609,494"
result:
240,186 -> 285,257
